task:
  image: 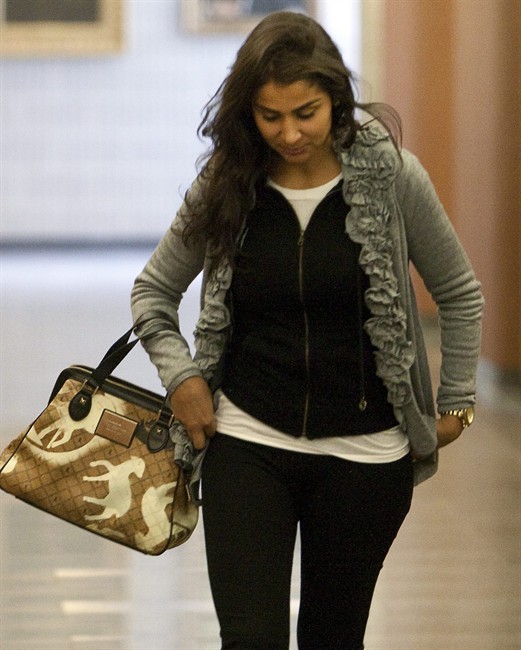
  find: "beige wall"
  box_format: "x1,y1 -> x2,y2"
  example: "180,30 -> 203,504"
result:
452,0 -> 521,375
362,0 -> 521,377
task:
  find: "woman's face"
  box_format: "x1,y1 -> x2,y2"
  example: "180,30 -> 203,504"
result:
252,79 -> 334,170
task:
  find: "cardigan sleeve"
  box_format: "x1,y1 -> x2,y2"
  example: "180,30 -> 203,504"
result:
131,181 -> 207,394
396,151 -> 484,411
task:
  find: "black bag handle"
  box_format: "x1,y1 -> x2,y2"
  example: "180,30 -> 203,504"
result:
99,328 -> 136,363
90,328 -> 139,388
32,326 -> 176,455
66,329 -> 173,453
68,328 -> 136,417
89,317 -> 176,394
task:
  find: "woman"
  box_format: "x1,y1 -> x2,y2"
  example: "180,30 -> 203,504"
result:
131,11 -> 483,649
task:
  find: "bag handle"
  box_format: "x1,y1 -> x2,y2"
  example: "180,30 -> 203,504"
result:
68,329 -> 165,424
67,328 -> 173,453
99,328 -> 136,363
90,328 -> 139,387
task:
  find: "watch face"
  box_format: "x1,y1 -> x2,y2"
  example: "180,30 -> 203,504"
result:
464,407 -> 475,426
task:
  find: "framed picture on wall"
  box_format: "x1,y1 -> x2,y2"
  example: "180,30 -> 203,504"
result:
182,0 -> 316,33
0,0 -> 123,56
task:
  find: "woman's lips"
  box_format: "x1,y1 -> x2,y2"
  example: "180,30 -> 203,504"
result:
280,145 -> 308,157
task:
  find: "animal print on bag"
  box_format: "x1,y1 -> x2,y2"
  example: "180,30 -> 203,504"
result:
0,378 -> 198,555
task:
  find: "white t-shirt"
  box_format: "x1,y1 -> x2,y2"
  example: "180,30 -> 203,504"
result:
214,174 -> 410,463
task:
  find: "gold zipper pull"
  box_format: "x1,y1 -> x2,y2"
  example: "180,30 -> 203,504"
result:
359,396 -> 367,412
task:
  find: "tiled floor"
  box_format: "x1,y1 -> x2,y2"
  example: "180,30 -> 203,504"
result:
1,250 -> 520,650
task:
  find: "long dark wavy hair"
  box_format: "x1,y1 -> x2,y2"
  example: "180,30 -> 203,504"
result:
183,11 -> 401,268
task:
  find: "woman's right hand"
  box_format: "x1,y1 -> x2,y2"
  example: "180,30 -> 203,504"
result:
170,376 -> 216,450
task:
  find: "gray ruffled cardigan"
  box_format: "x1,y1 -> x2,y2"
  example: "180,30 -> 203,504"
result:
131,126 -> 484,486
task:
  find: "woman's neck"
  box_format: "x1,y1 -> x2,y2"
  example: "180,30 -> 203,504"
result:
269,152 -> 341,190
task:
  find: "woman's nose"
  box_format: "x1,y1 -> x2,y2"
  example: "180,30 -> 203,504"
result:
280,120 -> 301,144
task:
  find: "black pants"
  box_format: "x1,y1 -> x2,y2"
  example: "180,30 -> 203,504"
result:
201,434 -> 414,650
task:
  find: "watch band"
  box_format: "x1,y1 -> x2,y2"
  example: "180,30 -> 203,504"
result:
440,406 -> 475,428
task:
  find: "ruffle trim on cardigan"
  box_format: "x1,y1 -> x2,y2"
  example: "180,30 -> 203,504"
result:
193,259 -> 233,381
342,126 -> 415,415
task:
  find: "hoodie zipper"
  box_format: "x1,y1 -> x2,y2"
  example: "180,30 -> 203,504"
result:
297,228 -> 311,437
294,186 -> 342,437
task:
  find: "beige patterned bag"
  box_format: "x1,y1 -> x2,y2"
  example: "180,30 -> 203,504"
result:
0,330 -> 198,555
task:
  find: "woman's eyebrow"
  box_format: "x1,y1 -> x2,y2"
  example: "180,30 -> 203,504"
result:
253,98 -> 323,113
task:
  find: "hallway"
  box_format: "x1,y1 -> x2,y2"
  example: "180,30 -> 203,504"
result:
1,250 -> 520,650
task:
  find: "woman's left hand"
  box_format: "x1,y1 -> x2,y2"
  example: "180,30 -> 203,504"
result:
436,413 -> 464,448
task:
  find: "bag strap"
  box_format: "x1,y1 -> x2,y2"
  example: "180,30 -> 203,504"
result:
99,327 -> 135,362
69,328 -> 156,421
91,328 -> 139,386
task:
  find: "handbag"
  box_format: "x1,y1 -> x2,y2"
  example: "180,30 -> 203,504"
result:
0,329 -> 199,556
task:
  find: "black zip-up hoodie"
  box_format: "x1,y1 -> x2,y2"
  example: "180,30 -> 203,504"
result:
221,182 -> 397,439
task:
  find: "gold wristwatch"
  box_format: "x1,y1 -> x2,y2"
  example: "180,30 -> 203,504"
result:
440,406 -> 475,429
